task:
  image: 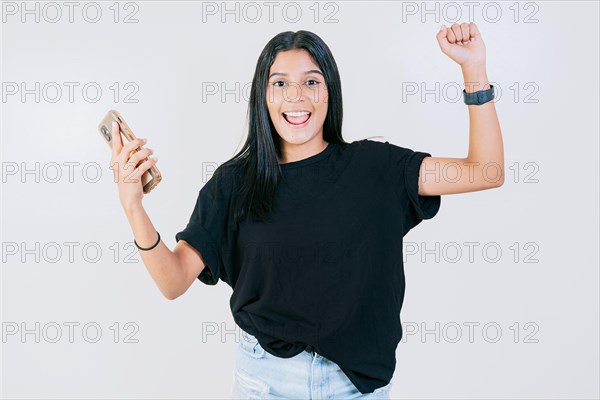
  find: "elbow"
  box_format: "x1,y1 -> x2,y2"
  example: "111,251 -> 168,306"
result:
483,162 -> 505,189
467,158 -> 505,190
492,166 -> 505,188
487,176 -> 504,189
482,177 -> 504,190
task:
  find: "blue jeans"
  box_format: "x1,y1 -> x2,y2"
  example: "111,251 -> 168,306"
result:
230,329 -> 393,399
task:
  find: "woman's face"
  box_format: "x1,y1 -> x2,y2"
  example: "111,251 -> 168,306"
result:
266,49 -> 329,150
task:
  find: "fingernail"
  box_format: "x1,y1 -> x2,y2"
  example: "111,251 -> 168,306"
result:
112,121 -> 117,128
439,25 -> 444,31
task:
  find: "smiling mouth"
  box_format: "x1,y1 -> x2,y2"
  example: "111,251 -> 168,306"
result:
282,111 -> 311,126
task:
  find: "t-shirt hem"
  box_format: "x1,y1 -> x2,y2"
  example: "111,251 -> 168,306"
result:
404,151 -> 441,220
175,228 -> 221,285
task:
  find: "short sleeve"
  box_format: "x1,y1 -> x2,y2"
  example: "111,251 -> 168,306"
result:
175,168 -> 231,286
386,142 -> 441,236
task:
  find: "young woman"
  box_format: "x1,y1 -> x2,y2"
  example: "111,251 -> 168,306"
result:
110,24 -> 503,399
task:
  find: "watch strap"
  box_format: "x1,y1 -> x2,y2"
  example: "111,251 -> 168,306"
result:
463,84 -> 495,105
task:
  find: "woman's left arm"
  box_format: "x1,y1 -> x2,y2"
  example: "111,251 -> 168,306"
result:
418,22 -> 505,196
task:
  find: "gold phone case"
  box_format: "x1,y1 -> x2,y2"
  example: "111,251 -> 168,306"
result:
98,109 -> 162,194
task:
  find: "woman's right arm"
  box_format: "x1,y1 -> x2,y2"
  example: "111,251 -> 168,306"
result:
124,204 -> 206,300
110,121 -> 206,300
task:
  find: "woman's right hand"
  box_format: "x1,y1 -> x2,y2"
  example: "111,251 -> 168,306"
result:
109,121 -> 157,212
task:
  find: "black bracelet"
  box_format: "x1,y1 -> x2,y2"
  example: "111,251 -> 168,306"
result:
134,231 -> 161,251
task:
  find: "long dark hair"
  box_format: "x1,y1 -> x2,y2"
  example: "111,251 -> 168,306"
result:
220,30 -> 348,225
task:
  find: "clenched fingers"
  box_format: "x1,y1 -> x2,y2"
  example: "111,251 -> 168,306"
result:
128,157 -> 158,183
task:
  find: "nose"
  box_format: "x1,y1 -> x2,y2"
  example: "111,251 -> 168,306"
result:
283,82 -> 306,103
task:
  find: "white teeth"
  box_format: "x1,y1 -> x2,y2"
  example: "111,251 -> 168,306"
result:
284,111 -> 310,117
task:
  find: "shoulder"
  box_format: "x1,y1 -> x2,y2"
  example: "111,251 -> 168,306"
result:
343,138 -> 394,158
341,138 -> 421,175
348,137 -> 390,149
333,138 -> 394,179
349,138 -> 418,159
200,161 -> 239,200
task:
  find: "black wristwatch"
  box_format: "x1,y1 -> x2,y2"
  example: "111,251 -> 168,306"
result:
463,84 -> 495,105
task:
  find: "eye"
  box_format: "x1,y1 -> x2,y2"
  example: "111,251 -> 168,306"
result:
272,80 -> 286,87
306,79 -> 320,86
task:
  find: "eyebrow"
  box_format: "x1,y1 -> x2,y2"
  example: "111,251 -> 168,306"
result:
268,70 -> 324,79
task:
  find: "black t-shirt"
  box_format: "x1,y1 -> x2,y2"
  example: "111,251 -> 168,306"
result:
175,139 -> 441,394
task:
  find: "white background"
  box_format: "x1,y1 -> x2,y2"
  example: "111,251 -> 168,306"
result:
1,1 -> 599,398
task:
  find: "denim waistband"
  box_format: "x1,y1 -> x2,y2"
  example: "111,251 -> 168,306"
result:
304,344 -> 316,353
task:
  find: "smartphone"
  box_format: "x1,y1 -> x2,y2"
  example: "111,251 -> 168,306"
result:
98,109 -> 162,194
